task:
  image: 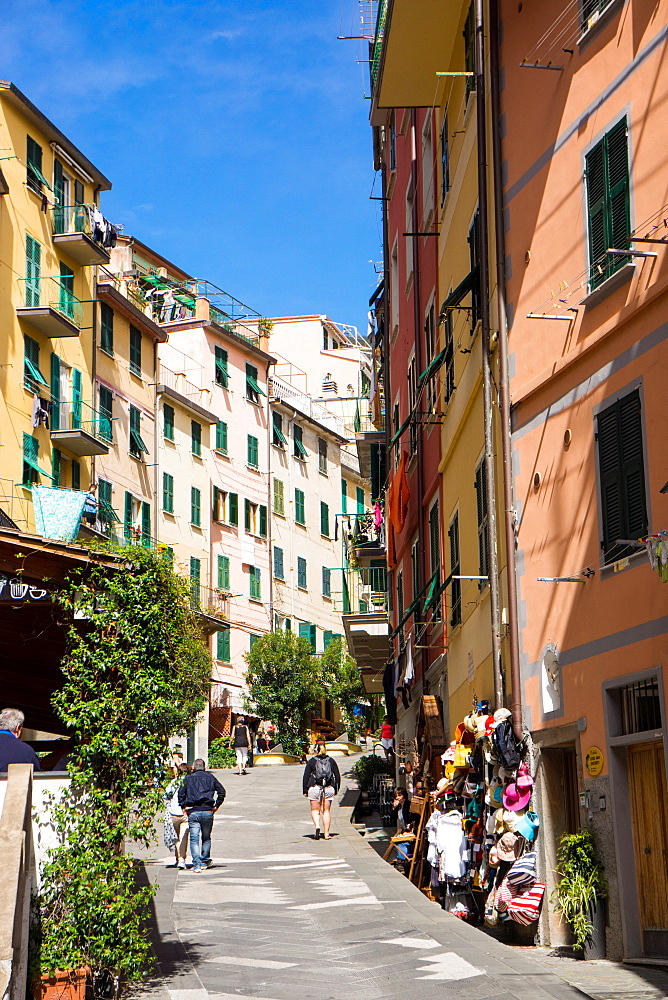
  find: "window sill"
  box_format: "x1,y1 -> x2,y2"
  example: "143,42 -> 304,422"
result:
191,523 -> 203,532
192,452 -> 203,461
293,455 -> 307,463
295,521 -> 307,529
249,597 -> 263,605
577,0 -> 624,46
321,534 -> 331,540
599,547 -> 647,579
163,510 -> 176,519
99,347 -> 115,359
322,595 -> 332,602
215,381 -> 229,391
164,436 -> 176,445
128,452 -> 145,462
273,510 -> 286,519
129,369 -> 143,382
274,575 -> 285,582
214,448 -> 229,458
246,464 -> 261,473
245,396 -> 261,406
297,586 -> 307,593
579,262 -> 635,309
319,470 -> 328,478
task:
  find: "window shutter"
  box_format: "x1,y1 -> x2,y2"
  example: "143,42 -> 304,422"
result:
124,491 -> 133,540
217,628 -> 230,661
475,462 -> 489,579
53,158 -> 64,208
142,501 -> 151,542
218,554 -> 230,590
191,487 -> 201,526
597,390 -> 647,560
606,119 -> 630,257
100,303 -> 114,354
341,477 -> 347,514
429,502 -> 440,576
298,622 -> 311,642
244,498 -> 251,532
586,140 -> 607,285
356,487 -> 365,515
273,478 -> 284,515
70,369 -> 82,429
51,448 -> 61,487
213,485 -> 220,521
71,460 -> 80,491
50,353 -> 61,430
164,404 -> 174,441
163,473 -> 173,514
191,421 -> 202,456
129,326 -> 142,375
320,502 -> 329,536
298,556 -> 307,589
273,546 -> 284,579
216,421 -> 227,452
25,235 -> 41,306
215,346 -> 229,387
229,493 -> 238,526
98,386 -> 113,441
309,624 -> 317,650
259,505 -> 267,537
322,567 -> 331,597
74,179 -> 84,206
323,630 -> 333,648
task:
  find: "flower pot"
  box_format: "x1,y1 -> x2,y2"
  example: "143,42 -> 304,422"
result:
583,899 -> 606,960
34,967 -> 89,1000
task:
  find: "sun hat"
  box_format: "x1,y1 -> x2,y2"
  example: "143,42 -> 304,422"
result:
493,707 -> 512,723
514,810 -> 540,842
496,831 -> 519,862
489,845 -> 500,866
436,777 -> 451,793
463,713 -> 478,734
503,763 -> 533,811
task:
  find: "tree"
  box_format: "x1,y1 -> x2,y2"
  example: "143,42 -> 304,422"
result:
244,630 -> 323,754
35,546 -> 211,993
320,638 -> 365,737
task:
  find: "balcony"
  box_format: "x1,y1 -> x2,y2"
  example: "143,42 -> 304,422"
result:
190,583 -> 230,636
17,277 -> 82,338
342,611 -> 390,693
50,400 -> 109,457
351,515 -> 386,566
352,401 -> 385,481
157,365 -> 217,424
51,205 -> 111,265
269,375 -> 346,438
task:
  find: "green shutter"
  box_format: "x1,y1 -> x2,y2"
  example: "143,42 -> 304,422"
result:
25,236 -> 41,306
250,566 -> 261,601
309,624 -> 317,651
50,352 -> 61,430
273,478 -> 284,515
98,386 -> 113,441
129,326 -> 142,376
259,505 -> 267,538
229,493 -> 238,526
273,546 -> 284,579
192,421 -> 202,456
323,630 -> 333,648
217,628 -> 230,661
72,369 -> 82,429
244,498 -> 251,532
142,501 -> 151,544
129,406 -> 149,455
100,303 -> 114,354
215,346 -> 229,387
215,421 -> 228,453
586,119 -> 630,289
297,556 -> 307,589
51,448 -> 61,487
322,567 -> 331,597
320,501 -> 329,537
163,473 -> 174,514
298,622 -> 311,643
164,404 -> 174,441
356,487 -> 365,515
71,460 -> 80,491
341,478 -> 348,514
247,435 -> 258,468
124,491 -> 133,540
191,487 -> 201,526
597,389 -> 647,561
217,555 -> 230,590
295,489 -> 305,525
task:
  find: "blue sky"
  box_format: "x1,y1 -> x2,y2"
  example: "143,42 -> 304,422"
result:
1,1 -> 381,333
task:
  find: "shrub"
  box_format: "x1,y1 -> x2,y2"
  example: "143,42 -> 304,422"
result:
552,829 -> 607,951
351,753 -> 393,790
208,738 -> 237,769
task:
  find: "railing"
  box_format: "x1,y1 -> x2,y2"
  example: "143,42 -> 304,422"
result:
195,585 -> 231,621
18,276 -> 83,327
370,0 -> 388,85
269,376 -> 347,437
351,399 -> 385,435
158,365 -> 211,409
52,398 -> 111,439
0,763 -> 33,1000
361,565 -> 387,593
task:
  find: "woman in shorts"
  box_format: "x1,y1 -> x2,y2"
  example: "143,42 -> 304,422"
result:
380,716 -> 395,761
302,741 -> 341,840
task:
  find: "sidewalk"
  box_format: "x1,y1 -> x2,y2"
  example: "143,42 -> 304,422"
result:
135,758 -> 668,1000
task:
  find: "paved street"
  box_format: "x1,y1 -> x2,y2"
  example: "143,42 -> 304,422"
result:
137,759 -> 668,1000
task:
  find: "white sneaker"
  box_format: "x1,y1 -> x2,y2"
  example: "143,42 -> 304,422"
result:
178,859 -> 186,870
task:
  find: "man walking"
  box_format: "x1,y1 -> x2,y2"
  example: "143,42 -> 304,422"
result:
0,708 -> 41,772
178,758 -> 225,872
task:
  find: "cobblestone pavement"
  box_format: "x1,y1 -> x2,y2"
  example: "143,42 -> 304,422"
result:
136,759 -> 668,1000
512,948 -> 668,999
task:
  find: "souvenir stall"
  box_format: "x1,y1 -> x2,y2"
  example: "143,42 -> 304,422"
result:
395,701 -> 544,931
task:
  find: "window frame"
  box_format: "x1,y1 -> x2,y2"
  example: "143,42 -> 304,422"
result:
295,488 -> 306,526
163,472 -> 174,514
129,325 -> 142,377
129,405 -> 149,459
191,420 -> 202,457
297,556 -> 307,590
191,486 -> 202,527
293,423 -> 307,461
215,345 -> 229,388
100,302 -> 114,355
163,403 -> 175,442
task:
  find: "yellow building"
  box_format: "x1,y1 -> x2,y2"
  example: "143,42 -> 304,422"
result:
0,81 -> 113,531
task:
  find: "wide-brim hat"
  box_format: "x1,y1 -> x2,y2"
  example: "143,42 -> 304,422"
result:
436,777 -> 451,793
463,714 -> 477,734
503,781 -> 532,812
494,707 -> 512,723
515,810 -> 540,842
496,831 -> 519,862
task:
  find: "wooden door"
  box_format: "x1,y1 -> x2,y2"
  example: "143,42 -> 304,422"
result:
628,742 -> 668,952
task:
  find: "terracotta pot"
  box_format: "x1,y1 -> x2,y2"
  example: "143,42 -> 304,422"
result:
34,967 -> 89,1000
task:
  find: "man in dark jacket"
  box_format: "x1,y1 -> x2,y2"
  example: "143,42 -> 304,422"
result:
0,708 -> 41,772
178,758 -> 225,872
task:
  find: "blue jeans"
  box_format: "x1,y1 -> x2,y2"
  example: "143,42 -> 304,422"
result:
188,809 -> 214,868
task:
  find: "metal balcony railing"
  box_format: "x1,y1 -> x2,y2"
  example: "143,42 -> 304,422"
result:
370,0 -> 388,85
269,376 -> 346,437
52,398 -> 111,439
52,204 -> 92,236
158,365 -> 211,409
18,277 -> 83,327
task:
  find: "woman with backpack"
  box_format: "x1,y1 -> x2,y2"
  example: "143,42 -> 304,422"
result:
302,741 -> 341,840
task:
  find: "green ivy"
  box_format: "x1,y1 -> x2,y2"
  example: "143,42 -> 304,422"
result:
33,545 -> 211,991
551,829 -> 608,951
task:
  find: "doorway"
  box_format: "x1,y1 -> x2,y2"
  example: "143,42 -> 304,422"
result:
628,742 -> 668,957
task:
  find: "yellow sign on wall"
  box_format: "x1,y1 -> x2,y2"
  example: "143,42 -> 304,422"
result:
585,746 -> 604,776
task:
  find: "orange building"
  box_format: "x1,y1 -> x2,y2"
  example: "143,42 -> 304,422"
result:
502,0 -> 668,959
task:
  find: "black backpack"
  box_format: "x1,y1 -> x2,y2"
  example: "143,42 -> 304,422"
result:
493,719 -> 522,770
313,755 -> 334,787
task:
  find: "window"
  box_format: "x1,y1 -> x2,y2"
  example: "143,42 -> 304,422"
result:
51,448 -> 61,487
468,210 -> 481,330
58,262 -> 74,320
396,570 -> 404,641
191,420 -> 202,457
295,488 -> 306,525
424,302 -> 437,413
71,460 -> 80,491
273,478 -> 285,516
408,354 -> 418,454
215,420 -> 228,453
27,136 -> 48,194
273,411 -> 288,448
250,634 -> 260,651
322,566 -> 331,598
356,487 -> 365,515
245,363 -> 265,403
247,434 -> 259,468
249,566 -> 261,601
475,460 -> 489,585
50,352 -> 61,430
318,438 -> 328,474
24,334 -> 47,392
217,554 -> 230,590
100,303 -> 114,355
444,312 -> 455,402
421,114 -> 434,223
98,478 -> 117,529
129,326 -> 142,376
216,628 -> 230,662
389,112 -> 397,171
244,499 -> 267,536
323,328 -> 328,350
293,424 -> 307,460
22,433 -> 50,486
129,406 -> 149,459
428,500 -> 441,620
25,235 -> 41,307
341,478 -> 348,514
449,512 -> 462,626
405,179 -> 414,280
98,385 -> 113,442
163,403 -> 175,441
586,117 -> 630,290
215,490 -> 239,526
390,240 -> 399,332
464,3 -> 476,101
191,486 -> 201,527
215,346 -> 229,387
189,557 -> 201,605
297,557 -> 307,590
597,388 -> 647,563
298,622 -> 317,651
273,546 -> 284,580
163,473 -> 174,514
411,539 -> 420,608
618,677 -> 662,735
320,501 -> 330,537
440,110 -> 450,205
581,0 -> 618,33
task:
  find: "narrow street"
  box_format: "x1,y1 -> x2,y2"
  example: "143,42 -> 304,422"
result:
137,760 -> 668,1000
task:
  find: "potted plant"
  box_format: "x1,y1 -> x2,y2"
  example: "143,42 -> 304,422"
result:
551,829 -> 608,958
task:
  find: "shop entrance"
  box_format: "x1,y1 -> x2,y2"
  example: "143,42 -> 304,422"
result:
628,742 -> 668,957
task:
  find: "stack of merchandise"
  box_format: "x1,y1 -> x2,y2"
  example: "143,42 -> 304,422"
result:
425,701 -> 543,927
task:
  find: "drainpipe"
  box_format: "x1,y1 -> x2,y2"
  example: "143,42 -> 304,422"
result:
380,126 -> 393,659
153,339 -> 159,542
266,355 -> 274,632
489,0 -> 522,736
90,270 -> 98,488
475,0 -> 503,710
